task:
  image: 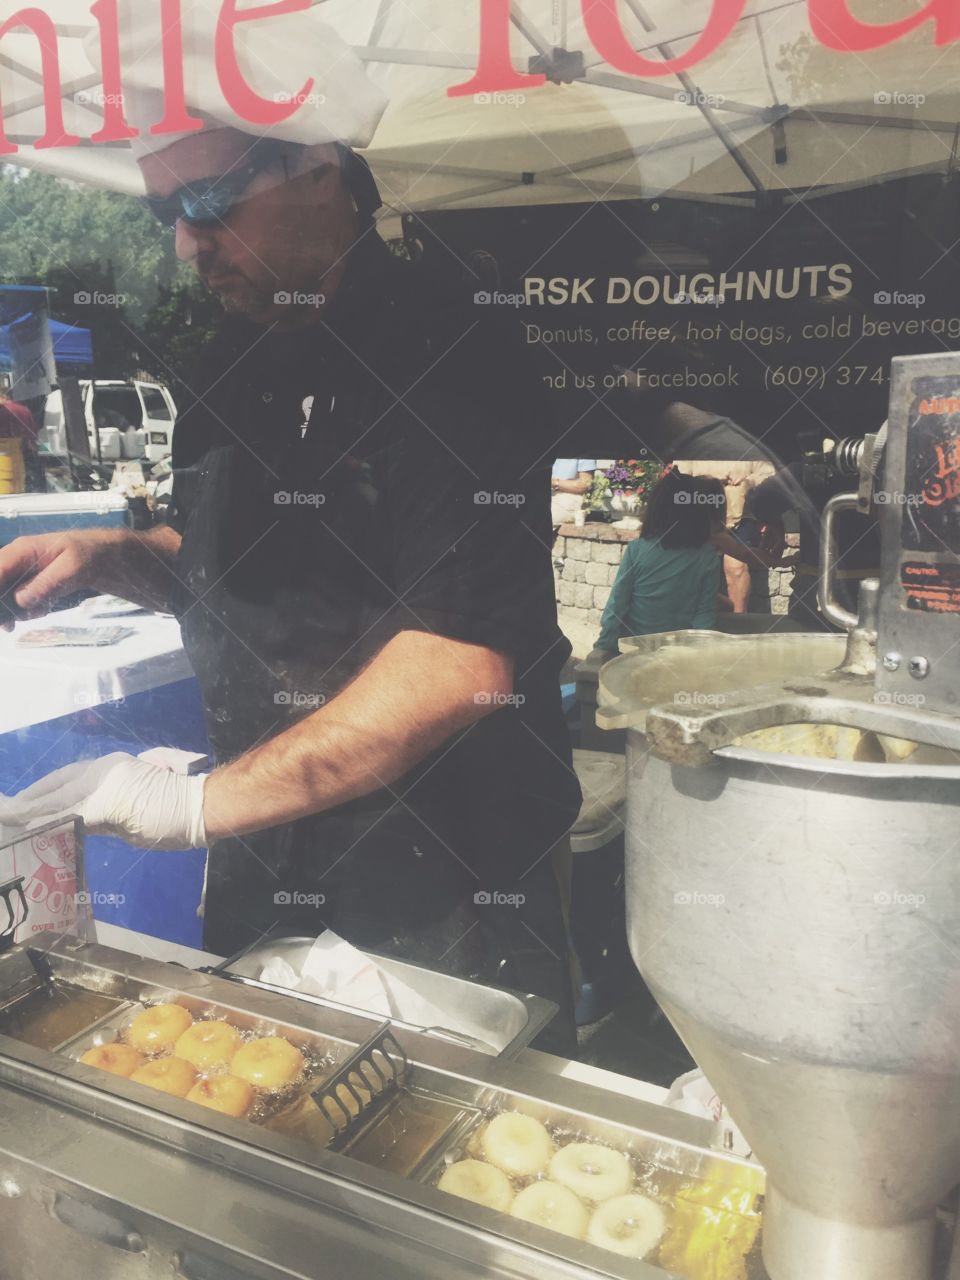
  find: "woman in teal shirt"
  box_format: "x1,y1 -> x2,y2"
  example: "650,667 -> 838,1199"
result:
597,471 -> 723,653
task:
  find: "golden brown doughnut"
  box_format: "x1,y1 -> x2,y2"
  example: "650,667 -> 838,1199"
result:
187,1075 -> 256,1118
130,1056 -> 198,1098
80,1042 -> 145,1078
174,1020 -> 242,1071
230,1037 -> 305,1091
127,1003 -> 193,1054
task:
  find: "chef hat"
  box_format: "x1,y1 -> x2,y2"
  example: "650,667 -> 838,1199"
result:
84,0 -> 389,161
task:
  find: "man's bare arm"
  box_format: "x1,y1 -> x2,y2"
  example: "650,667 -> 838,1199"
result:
0,527 -> 183,622
203,631 -> 513,840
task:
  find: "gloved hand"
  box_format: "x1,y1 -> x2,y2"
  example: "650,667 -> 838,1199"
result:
0,753 -> 208,851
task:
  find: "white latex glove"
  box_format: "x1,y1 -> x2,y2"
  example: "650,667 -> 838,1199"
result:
1,752 -> 207,851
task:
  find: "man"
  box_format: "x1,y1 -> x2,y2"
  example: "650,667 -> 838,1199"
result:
0,21 -> 582,1051
551,458 -> 596,535
0,389 -> 41,492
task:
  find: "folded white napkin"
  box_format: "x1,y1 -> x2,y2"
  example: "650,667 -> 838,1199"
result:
259,932 -> 451,1030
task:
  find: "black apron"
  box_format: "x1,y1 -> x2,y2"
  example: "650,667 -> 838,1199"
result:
171,241 -> 581,1054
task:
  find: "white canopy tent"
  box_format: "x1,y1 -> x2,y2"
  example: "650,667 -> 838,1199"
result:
0,0 -> 958,217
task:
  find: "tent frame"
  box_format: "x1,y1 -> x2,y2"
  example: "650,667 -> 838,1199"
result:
0,0 -> 954,210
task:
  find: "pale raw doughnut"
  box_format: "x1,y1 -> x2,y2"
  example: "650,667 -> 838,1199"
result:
549,1142 -> 633,1202
438,1160 -> 513,1213
80,1042 -> 144,1078
130,1056 -> 198,1098
480,1113 -> 554,1178
174,1020 -> 242,1071
587,1193 -> 666,1258
127,1003 -> 193,1054
510,1181 -> 588,1239
187,1075 -> 256,1118
230,1037 -> 305,1090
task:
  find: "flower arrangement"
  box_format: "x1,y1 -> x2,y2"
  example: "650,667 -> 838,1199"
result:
603,458 -> 663,499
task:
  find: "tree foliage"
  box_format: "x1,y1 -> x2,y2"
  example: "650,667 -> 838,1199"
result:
0,166 -> 221,390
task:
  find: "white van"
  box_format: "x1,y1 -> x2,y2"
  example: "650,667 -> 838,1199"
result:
44,379 -> 178,464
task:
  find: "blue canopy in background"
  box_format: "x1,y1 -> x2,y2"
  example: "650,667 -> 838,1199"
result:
0,317 -> 94,373
45,318 -> 94,372
0,286 -> 94,376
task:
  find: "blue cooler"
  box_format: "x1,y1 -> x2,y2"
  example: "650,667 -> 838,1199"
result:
0,680 -> 210,947
0,491 -> 130,546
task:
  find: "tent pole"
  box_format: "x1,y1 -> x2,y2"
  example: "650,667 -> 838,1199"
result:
618,0 -> 767,197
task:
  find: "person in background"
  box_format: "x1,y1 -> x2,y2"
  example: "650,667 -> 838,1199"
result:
673,458 -> 776,611
596,471 -> 721,655
0,389 -> 42,493
690,474 -> 793,613
552,458 -> 596,535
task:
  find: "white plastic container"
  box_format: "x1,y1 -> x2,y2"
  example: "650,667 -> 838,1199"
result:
120,428 -> 146,459
98,427 -> 122,461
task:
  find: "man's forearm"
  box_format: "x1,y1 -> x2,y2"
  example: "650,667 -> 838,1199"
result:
203,631 -> 513,841
99,527 -> 183,612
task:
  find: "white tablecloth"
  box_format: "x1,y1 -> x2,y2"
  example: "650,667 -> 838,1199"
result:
0,603 -> 193,735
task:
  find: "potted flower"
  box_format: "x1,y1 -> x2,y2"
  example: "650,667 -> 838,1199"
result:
603,458 -> 663,517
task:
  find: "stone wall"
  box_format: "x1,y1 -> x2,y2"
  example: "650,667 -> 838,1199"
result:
554,523 -> 801,635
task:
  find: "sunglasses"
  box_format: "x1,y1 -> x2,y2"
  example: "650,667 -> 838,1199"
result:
142,142 -> 305,229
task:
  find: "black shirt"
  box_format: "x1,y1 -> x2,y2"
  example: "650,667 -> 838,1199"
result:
168,234 -> 581,1016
